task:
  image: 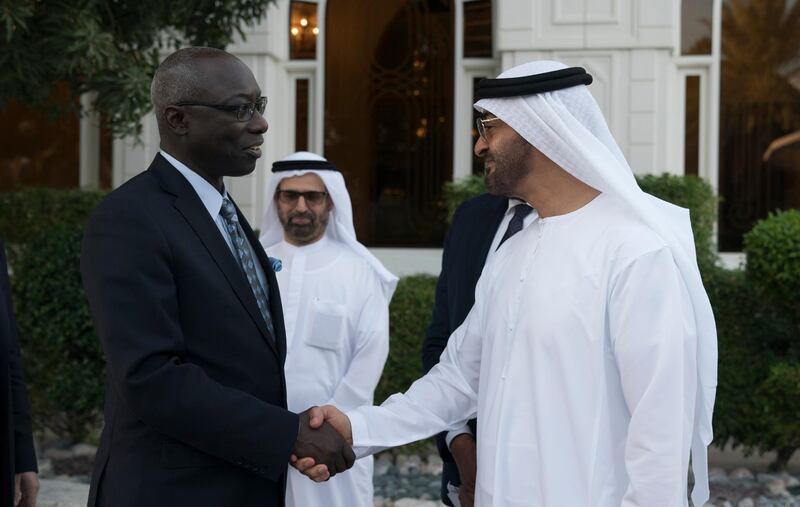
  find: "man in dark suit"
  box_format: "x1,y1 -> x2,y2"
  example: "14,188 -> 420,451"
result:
1,241 -> 39,507
422,130 -> 537,506
80,47 -> 352,507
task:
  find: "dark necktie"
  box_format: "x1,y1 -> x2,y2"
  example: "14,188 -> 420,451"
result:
497,203 -> 533,250
220,197 -> 275,339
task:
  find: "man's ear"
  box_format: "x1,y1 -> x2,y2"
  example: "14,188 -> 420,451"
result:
163,106 -> 189,136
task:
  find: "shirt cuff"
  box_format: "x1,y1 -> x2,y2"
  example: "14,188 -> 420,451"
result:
445,425 -> 473,450
347,408 -> 370,459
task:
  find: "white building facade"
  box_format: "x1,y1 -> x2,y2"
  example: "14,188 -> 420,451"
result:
84,0 -> 798,274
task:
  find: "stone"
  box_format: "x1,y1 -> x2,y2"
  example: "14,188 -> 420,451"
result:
423,453 -> 443,475
764,478 -> 786,496
374,456 -> 393,477
398,455 -> 423,476
709,467 -> 729,481
70,444 -> 97,457
37,458 -> 54,479
730,467 -> 755,480
373,495 -> 387,507
782,473 -> 800,487
393,500 -> 439,507
37,478 -> 89,507
736,498 -> 754,507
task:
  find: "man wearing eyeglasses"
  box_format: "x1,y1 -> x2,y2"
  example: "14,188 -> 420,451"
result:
421,113 -> 537,507
258,152 -> 398,507
80,48 -> 354,507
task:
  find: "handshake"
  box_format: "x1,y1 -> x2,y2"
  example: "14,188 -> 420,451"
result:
291,406 -> 354,482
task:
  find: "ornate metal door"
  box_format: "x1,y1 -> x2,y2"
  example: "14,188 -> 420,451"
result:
325,0 -> 454,246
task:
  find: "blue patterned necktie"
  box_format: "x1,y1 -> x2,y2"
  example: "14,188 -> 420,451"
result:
497,203 -> 533,250
220,197 -> 275,340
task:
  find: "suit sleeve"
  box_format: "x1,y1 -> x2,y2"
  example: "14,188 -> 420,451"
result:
80,200 -> 298,480
0,247 -> 37,474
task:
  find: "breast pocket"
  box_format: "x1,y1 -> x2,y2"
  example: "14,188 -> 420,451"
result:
305,298 -> 348,351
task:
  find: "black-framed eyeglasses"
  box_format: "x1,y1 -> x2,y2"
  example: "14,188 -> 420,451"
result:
276,189 -> 328,206
475,116 -> 502,141
174,96 -> 268,122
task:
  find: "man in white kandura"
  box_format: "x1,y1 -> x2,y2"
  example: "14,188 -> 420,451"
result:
259,151 -> 398,507
293,62 -> 718,507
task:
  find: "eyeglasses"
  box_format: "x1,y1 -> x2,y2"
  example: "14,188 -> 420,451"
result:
475,116 -> 502,141
174,96 -> 268,122
276,189 -> 329,206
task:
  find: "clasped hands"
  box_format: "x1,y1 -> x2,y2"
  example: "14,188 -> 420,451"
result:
291,405 -> 353,482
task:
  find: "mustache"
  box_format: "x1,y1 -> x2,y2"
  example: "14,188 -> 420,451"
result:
288,211 -> 316,224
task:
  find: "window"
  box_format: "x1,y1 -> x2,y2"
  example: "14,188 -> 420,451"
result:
684,75 -> 701,176
463,0 -> 492,58
295,79 -> 310,151
290,1 -> 319,60
717,0 -> 800,250
681,0 -> 713,55
0,83 -> 80,191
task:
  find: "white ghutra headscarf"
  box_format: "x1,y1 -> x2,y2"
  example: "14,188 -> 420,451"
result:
259,151 -> 399,302
475,60 -> 717,507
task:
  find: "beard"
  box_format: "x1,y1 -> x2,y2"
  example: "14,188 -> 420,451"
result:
281,210 -> 330,244
484,136 -> 533,196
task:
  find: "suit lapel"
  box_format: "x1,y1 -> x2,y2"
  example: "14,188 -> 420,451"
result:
149,155 -> 279,358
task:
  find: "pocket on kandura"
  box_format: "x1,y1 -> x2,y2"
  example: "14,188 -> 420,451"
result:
304,298 -> 348,351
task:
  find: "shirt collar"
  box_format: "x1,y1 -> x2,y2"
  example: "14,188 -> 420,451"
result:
160,150 -> 227,219
506,197 -> 528,213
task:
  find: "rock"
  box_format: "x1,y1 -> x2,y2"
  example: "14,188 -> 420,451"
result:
423,453 -> 443,475
397,455 -> 422,476
43,448 -> 72,461
736,498 -> 754,507
70,444 -> 97,457
37,478 -> 89,507
764,478 -> 786,496
37,458 -> 54,479
373,495 -> 388,507
778,473 -> 799,487
393,500 -> 439,507
730,468 -> 755,480
709,467 -> 729,482
374,456 -> 393,477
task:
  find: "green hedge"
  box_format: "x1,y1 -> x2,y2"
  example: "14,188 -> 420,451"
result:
744,209 -> 800,313
12,225 -> 105,441
0,189 -> 106,442
376,274 -> 437,404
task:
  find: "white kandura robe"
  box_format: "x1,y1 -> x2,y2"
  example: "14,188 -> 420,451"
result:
267,235 -> 390,507
348,193 -> 698,507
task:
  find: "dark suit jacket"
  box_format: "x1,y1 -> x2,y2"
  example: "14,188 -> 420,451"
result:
421,193 -> 507,506
80,154 -> 298,507
1,241 -> 37,507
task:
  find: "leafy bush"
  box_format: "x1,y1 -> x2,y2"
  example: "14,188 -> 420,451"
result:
0,188 -> 105,265
744,209 -> 800,314
377,274 -> 438,404
636,173 -> 718,272
442,174 -> 485,224
11,224 -> 105,441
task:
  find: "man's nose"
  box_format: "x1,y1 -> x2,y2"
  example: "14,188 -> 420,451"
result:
474,136 -> 488,157
295,196 -> 308,211
249,112 -> 268,134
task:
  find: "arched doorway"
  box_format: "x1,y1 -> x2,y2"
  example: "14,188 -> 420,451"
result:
325,0 -> 454,246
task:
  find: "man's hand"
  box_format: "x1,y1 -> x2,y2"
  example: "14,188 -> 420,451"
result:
292,407 -> 355,480
14,471 -> 39,507
307,405 -> 352,445
450,434 -> 477,507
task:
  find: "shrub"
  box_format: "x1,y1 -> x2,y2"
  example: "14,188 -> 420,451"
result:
377,274 -> 438,404
0,188 -> 105,265
442,174 -> 485,224
636,173 -> 718,272
11,224 -> 105,441
744,209 -> 800,314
